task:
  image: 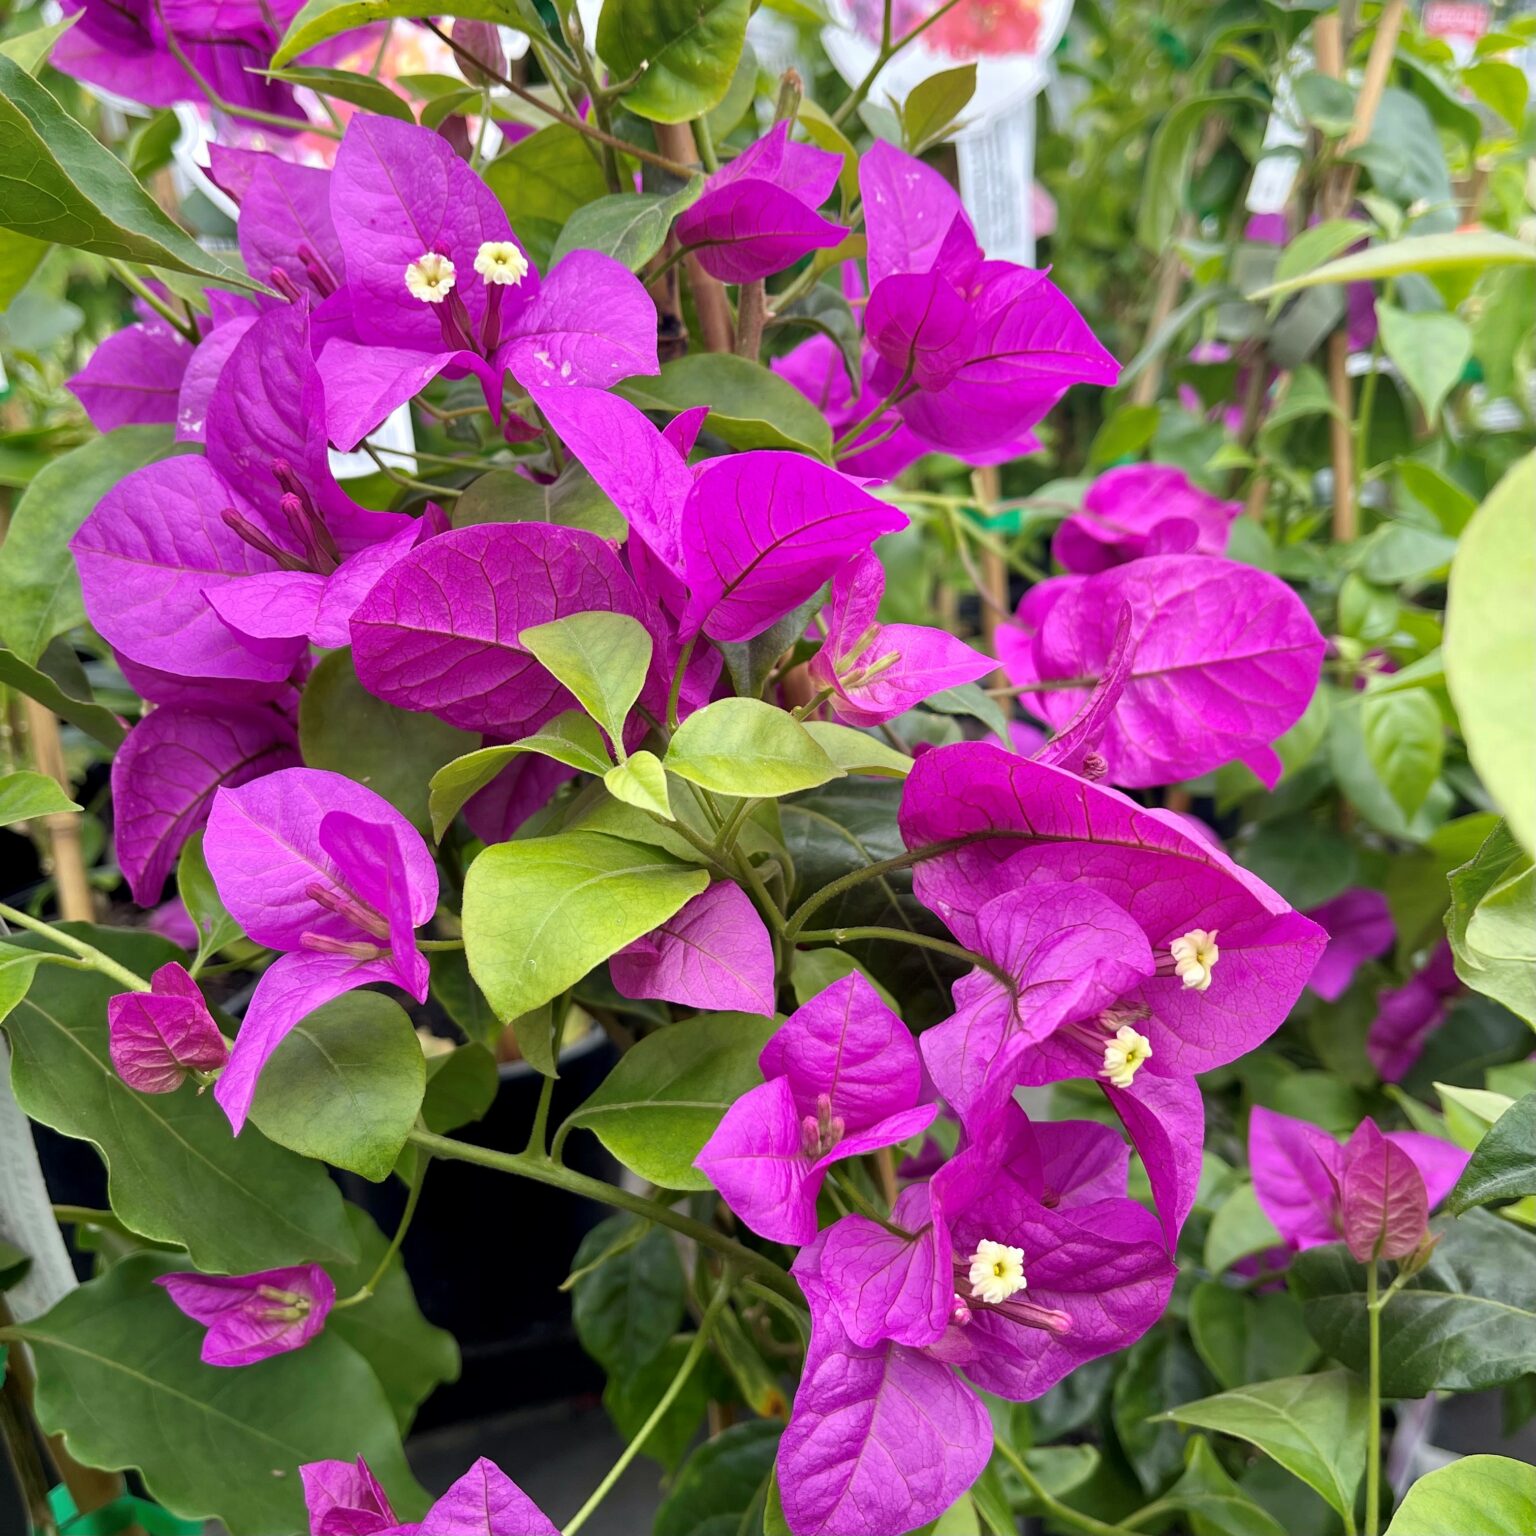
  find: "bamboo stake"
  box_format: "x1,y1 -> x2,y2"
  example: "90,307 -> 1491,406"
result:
23,701 -> 94,923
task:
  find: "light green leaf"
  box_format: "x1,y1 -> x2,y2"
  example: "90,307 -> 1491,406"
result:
666,698 -> 842,798
0,229 -> 49,308
551,178 -> 706,272
801,722 -> 911,779
900,63 -> 976,151
18,1253 -> 424,1536
1377,302 -> 1472,423
1433,1081 -> 1514,1150
1271,218 -> 1374,293
176,830 -> 242,966
1444,452 -> 1536,852
248,993 -> 426,1183
1156,1372 -> 1367,1522
1086,403 -> 1159,469
1446,821 -> 1536,1025
0,426 -> 184,664
619,354 -> 835,458
428,714 -> 613,841
2,928 -> 356,1272
563,1011 -> 778,1189
1249,231 -> 1536,298
299,649 -> 479,835
262,65 -> 417,121
463,832 -> 710,1018
274,0 -> 539,66
520,612 -> 652,748
595,0 -> 752,123
0,56 -> 258,290
0,769 -> 77,828
0,948 -> 41,1029
0,12 -> 80,73
1462,59 -> 1529,129
1361,686 -> 1444,820
605,751 -> 673,818
1388,1456 -> 1536,1535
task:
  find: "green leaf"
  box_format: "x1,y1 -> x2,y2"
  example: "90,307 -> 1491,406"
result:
1361,686 -> 1444,820
274,0 -> 537,66
1150,1435 -> 1287,1536
126,110 -> 181,181
2,928 -> 356,1272
604,1332 -> 719,1472
551,178 -> 707,272
299,649 -> 478,835
18,1253 -> 423,1536
0,228 -> 49,308
1250,232 -> 1536,298
263,66 -> 416,121
562,1011 -> 778,1189
900,63 -> 976,151
462,832 -> 710,1018
0,644 -> 124,749
1434,1081 -> 1513,1150
801,722 -> 912,779
420,1042 -> 499,1134
1294,70 -> 1356,136
1188,1283 -> 1319,1391
1115,1330 -> 1214,1492
176,830 -> 242,966
520,612 -> 652,748
0,13 -> 81,73
0,769 -> 77,827
1272,219 -> 1373,292
767,285 -> 861,389
248,993 -> 426,1183
1446,822 -> 1536,1026
605,751 -> 673,818
595,0 -> 752,124
1086,402 -> 1159,469
0,427 -> 185,665
665,698 -> 842,797
485,124 -> 610,270
1377,302 -> 1472,424
1448,1091 -> 1536,1213
922,681 -> 1010,742
0,56 -> 257,290
618,354 -> 835,458
510,1000 -> 558,1078
654,1420 -> 780,1536
570,1214 -> 685,1375
568,1007 -> 780,1185
1462,59 -> 1529,129
427,715 -> 614,841
453,463 -> 624,540
325,1205 -> 459,1431
428,948 -> 500,1052
1387,1455 -> 1536,1534
0,948 -> 41,1029
1290,1212 -> 1536,1395
1156,1371 -> 1367,1523
1444,452 -> 1536,853
1138,92 -> 1263,250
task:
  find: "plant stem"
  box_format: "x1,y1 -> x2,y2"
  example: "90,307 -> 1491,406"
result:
992,1435 -> 1140,1536
0,904 -> 151,993
832,0 -> 968,126
416,938 -> 465,951
831,368 -> 913,453
667,635 -> 698,731
798,925 -> 1015,994
106,261 -> 201,342
421,21 -> 697,179
563,1271 -> 733,1536
405,1130 -> 801,1303
334,1155 -> 430,1309
1366,1261 -> 1382,1536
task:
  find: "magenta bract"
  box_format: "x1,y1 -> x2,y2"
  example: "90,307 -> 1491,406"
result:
157,1263 -> 334,1366
1052,464 -> 1240,574
108,962 -> 228,1093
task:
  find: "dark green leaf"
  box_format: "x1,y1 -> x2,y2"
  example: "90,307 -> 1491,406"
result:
485,125 -> 609,270
603,1333 -> 719,1472
452,463 -> 624,540
263,66 -> 416,121
2,927 -> 356,1271
618,354 -> 835,458
1151,1435 -> 1287,1536
1114,1329 -> 1214,1491
901,63 -> 976,150
1361,687 -> 1444,821
1189,1283 -> 1320,1390
421,1042 -> 499,1134
275,0 -> 542,67
654,1420 -> 780,1536
0,644 -> 124,748
1448,1091 -> 1536,1214
570,1214 -> 685,1376
428,949 -> 500,1052
0,56 -> 256,289
595,0 -> 752,123
18,1252 -> 423,1536
1290,1213 -> 1536,1395
551,179 -> 706,272
564,1011 -> 778,1188
176,830 -> 242,965
1446,822 -> 1535,1025
299,648 -> 478,834
248,992 -> 426,1182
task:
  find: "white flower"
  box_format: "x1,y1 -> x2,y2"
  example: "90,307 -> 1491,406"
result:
1170,928 -> 1219,991
967,1240 -> 1027,1306
1101,1023 -> 1153,1089
474,241 -> 529,287
405,252 -> 456,303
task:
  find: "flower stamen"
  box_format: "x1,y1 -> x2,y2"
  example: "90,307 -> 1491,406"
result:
1169,928 -> 1219,991
967,1239 -> 1027,1306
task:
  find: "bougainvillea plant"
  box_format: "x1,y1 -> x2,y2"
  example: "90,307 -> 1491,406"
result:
0,2 -> 1533,1535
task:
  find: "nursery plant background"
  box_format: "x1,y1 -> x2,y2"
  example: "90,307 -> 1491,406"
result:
0,0 -> 1533,1534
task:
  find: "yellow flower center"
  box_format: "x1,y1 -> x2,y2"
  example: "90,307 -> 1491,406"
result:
967,1240 -> 1027,1306
474,241 -> 529,287
1101,1023 -> 1153,1088
1170,928 -> 1219,991
405,252 -> 456,303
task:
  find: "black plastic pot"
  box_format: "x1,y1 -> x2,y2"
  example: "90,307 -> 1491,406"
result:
337,1031 -> 620,1428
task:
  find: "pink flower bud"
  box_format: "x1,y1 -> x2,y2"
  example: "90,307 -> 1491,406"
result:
1339,1118 -> 1430,1262
108,962 -> 228,1094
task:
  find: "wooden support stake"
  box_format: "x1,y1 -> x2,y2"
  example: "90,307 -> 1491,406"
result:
23,700 -> 94,923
